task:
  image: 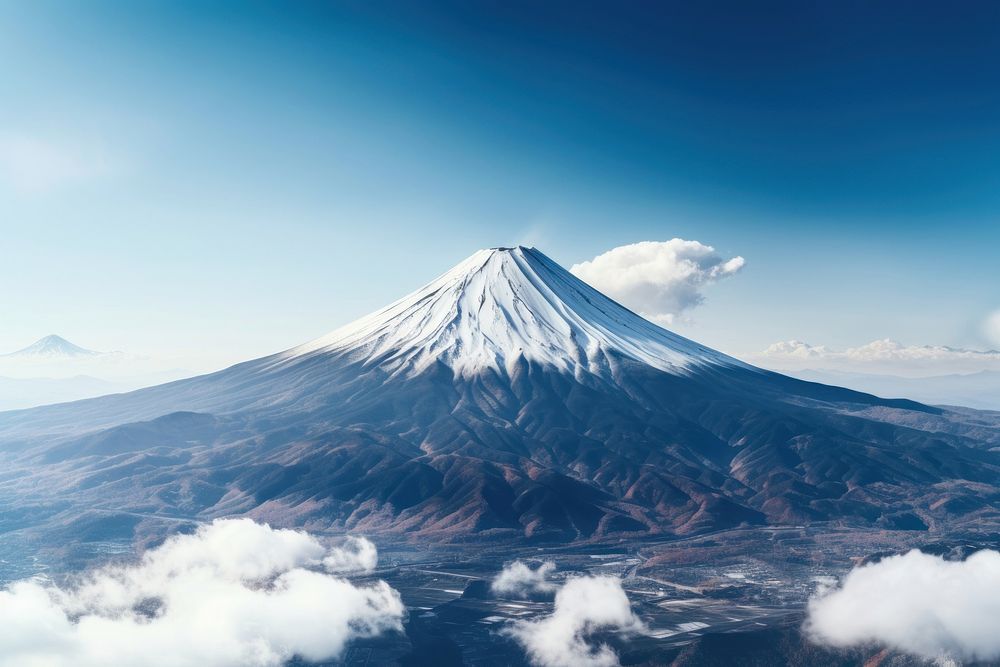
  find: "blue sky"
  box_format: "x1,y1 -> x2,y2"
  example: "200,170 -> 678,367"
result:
2,0 -> 998,369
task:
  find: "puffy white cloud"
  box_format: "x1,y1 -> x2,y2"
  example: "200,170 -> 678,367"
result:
322,535 -> 379,573
759,338 -> 1000,376
0,519 -> 404,667
761,340 -> 830,359
570,240 -> 745,325
491,560 -> 556,597
505,576 -> 645,667
806,549 -> 1000,663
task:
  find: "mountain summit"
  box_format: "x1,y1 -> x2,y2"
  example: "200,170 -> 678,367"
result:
0,247 -> 997,544
283,246 -> 742,378
3,334 -> 99,358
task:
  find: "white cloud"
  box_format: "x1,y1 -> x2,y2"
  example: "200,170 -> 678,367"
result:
761,340 -> 830,359
759,338 -> 1000,376
505,576 -> 645,667
0,133 -> 113,194
570,240 -> 745,325
844,339 -> 1000,363
806,549 -> 1000,663
0,519 -> 404,667
492,560 -> 556,597
322,535 -> 379,573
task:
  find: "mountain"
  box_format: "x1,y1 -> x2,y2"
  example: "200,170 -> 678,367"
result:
0,247 -> 998,545
2,334 -> 100,358
0,335 -> 177,408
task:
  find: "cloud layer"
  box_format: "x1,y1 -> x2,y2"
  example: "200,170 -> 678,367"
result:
492,560 -> 557,597
506,576 -> 645,667
807,549 -> 1000,662
0,519 -> 404,667
570,240 -> 744,325
760,338 -> 1000,375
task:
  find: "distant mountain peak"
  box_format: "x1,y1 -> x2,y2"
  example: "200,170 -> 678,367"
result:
4,335 -> 100,358
281,246 -> 746,378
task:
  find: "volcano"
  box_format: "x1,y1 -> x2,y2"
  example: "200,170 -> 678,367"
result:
3,334 -> 99,358
0,247 -> 997,543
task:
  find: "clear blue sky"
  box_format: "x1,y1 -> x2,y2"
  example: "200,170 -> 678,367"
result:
2,0 -> 998,368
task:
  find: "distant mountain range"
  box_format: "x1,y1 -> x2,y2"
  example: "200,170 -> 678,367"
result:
0,247 -> 997,545
0,336 -> 118,409
0,336 -> 196,410
784,368 -> 1000,411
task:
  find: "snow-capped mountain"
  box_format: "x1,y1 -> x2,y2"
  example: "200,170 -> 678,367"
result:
0,336 -> 193,408
284,246 -> 745,378
0,247 -> 997,544
2,334 -> 100,358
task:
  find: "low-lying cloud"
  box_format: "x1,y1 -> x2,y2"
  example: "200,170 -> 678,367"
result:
0,519 -> 404,667
570,240 -> 744,325
505,575 -> 645,667
760,338 -> 1000,375
806,549 -> 1000,663
492,560 -> 557,597
322,534 -> 379,573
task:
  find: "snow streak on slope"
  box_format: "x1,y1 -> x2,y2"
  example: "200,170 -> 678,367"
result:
282,247 -> 748,379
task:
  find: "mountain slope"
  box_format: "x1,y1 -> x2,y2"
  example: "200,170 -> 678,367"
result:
0,247 -> 997,544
